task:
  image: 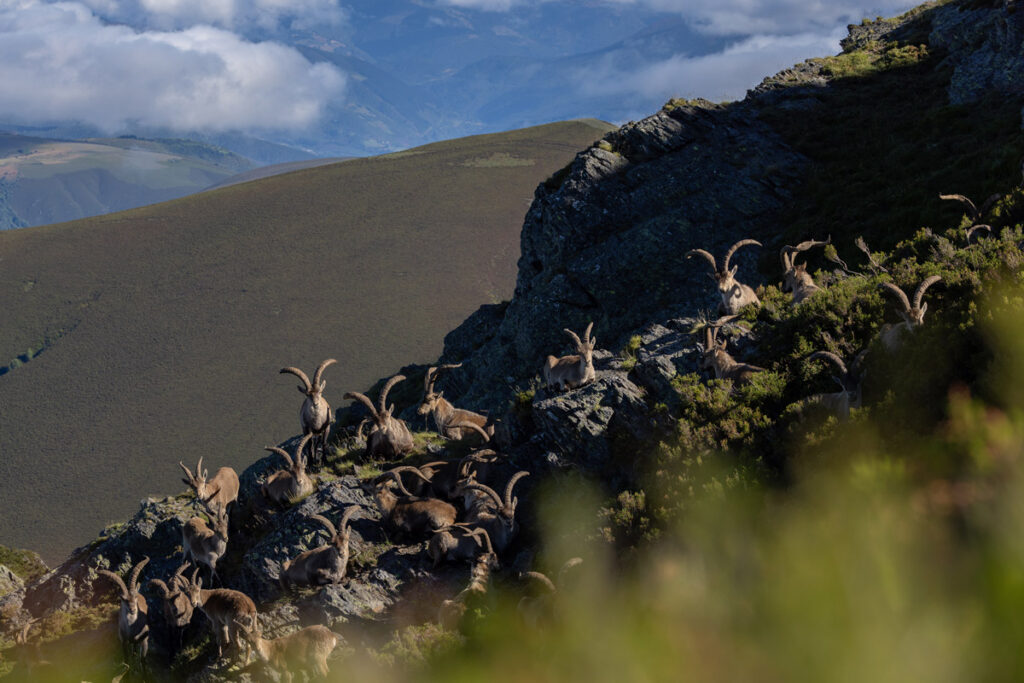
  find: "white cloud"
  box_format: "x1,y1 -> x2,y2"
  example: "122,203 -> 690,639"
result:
434,0 -> 527,11
578,30 -> 844,103
0,0 -> 346,133
71,0 -> 347,32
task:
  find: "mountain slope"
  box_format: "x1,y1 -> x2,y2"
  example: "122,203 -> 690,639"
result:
0,118 -> 614,561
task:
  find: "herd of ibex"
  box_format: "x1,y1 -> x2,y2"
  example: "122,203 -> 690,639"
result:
11,191 -> 979,679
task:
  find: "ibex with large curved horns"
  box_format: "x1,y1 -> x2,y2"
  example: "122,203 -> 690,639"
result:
780,237 -> 830,304
878,275 -> 942,352
179,458 -> 239,516
461,471 -> 529,553
262,434 -> 315,506
418,363 -> 493,441
428,526 -> 494,567
369,467 -> 457,538
697,316 -> 763,386
149,561 -> 195,650
280,359 -> 337,467
801,349 -> 868,420
97,557 -> 151,660
279,506 -> 359,590
687,238 -> 762,315
543,322 -> 597,392
345,374 -> 414,459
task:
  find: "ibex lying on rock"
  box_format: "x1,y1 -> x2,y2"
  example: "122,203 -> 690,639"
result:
461,471 -> 529,553
698,318 -> 764,386
543,323 -> 596,391
97,556 -> 150,660
184,569 -> 257,661
518,557 -> 583,630
687,239 -> 762,315
370,468 -> 457,538
780,238 -> 830,304
878,275 -> 942,351
280,359 -> 337,466
149,561 -> 195,634
263,434 -> 315,506
438,543 -> 500,630
800,350 -> 868,420
346,374 -> 414,459
182,507 -> 229,587
235,620 -> 340,683
179,458 -> 239,515
428,526 -> 494,567
418,364 -> 493,441
279,507 -> 359,590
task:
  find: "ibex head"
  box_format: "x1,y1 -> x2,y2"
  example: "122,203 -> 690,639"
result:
564,323 -> 596,362
97,556 -> 149,618
418,363 -> 463,416
780,237 -> 830,293
687,239 -> 762,296
281,359 -> 337,402
881,275 -> 941,327
179,458 -> 216,504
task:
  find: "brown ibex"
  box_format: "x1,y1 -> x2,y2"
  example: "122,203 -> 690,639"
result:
800,350 -> 868,420
698,317 -> 764,386
345,374 -> 414,459
427,526 -> 494,567
97,556 -> 151,660
279,507 -> 359,589
179,458 -> 239,516
280,359 -> 337,466
879,275 -> 942,351
437,543 -> 500,630
148,561 -> 195,636
543,323 -> 597,391
182,507 -> 229,587
262,434 -> 315,506
518,557 -> 583,629
687,239 -> 762,315
183,569 -> 257,661
461,471 -> 529,553
235,620 -> 340,683
780,237 -> 830,304
418,364 -> 492,441
370,468 -> 457,538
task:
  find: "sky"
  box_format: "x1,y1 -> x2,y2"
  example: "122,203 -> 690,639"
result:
0,0 -> 921,141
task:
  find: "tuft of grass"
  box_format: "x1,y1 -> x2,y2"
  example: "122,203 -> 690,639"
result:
0,545 -> 47,583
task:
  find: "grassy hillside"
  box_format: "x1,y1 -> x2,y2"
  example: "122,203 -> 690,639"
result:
0,119 -> 614,562
0,134 -> 254,229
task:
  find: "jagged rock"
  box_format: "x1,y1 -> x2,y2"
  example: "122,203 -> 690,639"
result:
0,564 -> 22,597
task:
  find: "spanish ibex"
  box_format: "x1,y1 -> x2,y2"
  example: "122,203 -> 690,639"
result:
461,471 -> 529,553
418,364 -> 492,441
235,619 -> 340,683
518,557 -> 583,629
427,526 -> 494,567
345,374 -> 414,459
781,237 -> 830,304
418,440 -> 501,501
148,561 -> 195,635
182,507 -> 229,587
280,359 -> 337,466
698,317 -> 764,386
263,434 -> 315,506
179,458 -> 239,516
279,506 -> 359,589
878,275 -> 942,351
687,239 -> 762,315
801,349 -> 868,420
437,542 -> 500,630
370,467 -> 457,538
97,556 -> 150,660
183,569 -> 257,661
543,323 -> 596,391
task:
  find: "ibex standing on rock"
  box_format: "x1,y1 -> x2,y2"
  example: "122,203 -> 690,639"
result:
149,562 -> 195,651
97,557 -> 151,660
179,458 -> 239,516
543,323 -> 597,392
182,507 -> 230,587
687,239 -> 762,315
280,359 -> 337,467
183,569 -> 257,662
279,506 -> 359,590
878,275 -> 942,352
418,364 -> 492,441
698,317 -> 764,386
345,374 -> 414,459
780,238 -> 830,304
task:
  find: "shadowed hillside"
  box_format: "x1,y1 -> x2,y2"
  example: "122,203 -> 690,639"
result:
0,119 -> 614,561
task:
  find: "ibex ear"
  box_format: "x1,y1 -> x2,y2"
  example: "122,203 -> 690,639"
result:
437,391 -> 444,399
319,381 -> 327,392
729,265 -> 738,278
921,302 -> 928,314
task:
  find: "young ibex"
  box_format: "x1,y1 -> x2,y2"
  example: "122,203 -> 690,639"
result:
698,318 -> 764,386
687,239 -> 762,315
263,434 -> 315,506
148,561 -> 195,634
183,569 -> 258,661
280,359 -> 337,466
97,556 -> 151,660
780,238 -> 830,304
179,458 -> 239,516
517,557 -> 583,630
801,350 -> 868,420
279,507 -> 359,590
543,323 -> 597,392
437,544 -> 500,630
418,364 -> 493,441
235,619 -> 340,683
345,375 -> 414,459
370,468 -> 457,538
182,507 -> 229,587
878,275 -> 942,351
427,526 -> 494,567
461,471 -> 529,554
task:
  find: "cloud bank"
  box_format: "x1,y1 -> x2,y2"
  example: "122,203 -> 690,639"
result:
0,0 -> 345,133
73,0 -> 347,32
